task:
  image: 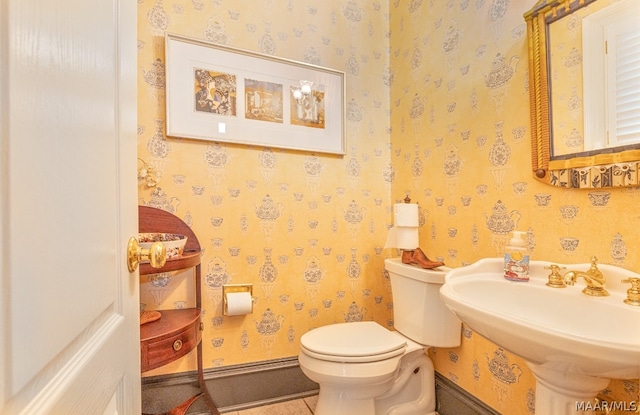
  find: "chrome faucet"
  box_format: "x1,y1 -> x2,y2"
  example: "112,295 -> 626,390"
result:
563,256 -> 609,297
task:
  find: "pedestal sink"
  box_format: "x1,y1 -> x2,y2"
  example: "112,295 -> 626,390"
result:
440,258 -> 640,415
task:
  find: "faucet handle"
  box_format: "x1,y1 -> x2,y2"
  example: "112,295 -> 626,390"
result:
545,264 -> 567,288
621,278 -> 640,306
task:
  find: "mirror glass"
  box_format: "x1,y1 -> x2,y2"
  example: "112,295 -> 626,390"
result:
548,0 -> 640,158
525,0 -> 640,188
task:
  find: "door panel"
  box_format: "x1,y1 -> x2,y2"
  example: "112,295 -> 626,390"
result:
0,0 -> 140,413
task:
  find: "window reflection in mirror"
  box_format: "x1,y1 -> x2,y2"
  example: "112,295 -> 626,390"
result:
547,0 -> 640,160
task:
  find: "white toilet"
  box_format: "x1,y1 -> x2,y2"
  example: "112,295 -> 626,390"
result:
298,258 -> 461,415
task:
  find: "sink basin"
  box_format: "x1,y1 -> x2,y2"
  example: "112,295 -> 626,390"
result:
440,258 -> 640,414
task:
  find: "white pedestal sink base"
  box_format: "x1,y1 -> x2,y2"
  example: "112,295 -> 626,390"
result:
528,363 -> 611,415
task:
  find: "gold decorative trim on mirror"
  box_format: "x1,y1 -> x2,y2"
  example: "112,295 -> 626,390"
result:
547,160 -> 640,188
524,0 -> 640,189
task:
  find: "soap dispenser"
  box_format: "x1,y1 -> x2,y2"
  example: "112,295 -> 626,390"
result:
504,231 -> 529,282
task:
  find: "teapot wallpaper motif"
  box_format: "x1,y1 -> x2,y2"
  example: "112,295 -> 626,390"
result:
137,0 -> 638,413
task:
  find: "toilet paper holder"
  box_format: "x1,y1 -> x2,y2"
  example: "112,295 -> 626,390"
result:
222,284 -> 253,316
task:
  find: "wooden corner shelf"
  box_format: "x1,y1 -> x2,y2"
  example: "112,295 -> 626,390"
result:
138,206 -> 219,415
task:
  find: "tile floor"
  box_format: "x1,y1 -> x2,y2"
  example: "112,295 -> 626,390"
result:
229,396 -> 318,415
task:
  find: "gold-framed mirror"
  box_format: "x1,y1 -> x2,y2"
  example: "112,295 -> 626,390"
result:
524,0 -> 640,188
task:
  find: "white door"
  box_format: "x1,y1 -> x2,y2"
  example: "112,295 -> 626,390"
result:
0,0 -> 140,414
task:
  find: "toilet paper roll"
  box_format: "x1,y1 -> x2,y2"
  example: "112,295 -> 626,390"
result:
384,226 -> 419,250
225,291 -> 253,316
393,203 -> 419,227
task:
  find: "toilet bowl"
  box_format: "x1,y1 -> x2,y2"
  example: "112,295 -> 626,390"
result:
298,258 -> 461,415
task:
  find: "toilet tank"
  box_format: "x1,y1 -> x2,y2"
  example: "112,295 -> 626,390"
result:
385,258 -> 461,347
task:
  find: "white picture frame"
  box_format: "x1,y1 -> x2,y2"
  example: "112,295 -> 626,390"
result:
165,33 -> 346,155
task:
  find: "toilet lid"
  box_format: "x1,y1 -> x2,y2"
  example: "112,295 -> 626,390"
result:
300,321 -> 407,363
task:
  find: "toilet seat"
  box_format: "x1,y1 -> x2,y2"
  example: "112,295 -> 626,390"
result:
300,321 -> 407,363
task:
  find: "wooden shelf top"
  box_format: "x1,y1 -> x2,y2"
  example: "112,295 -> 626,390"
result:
140,308 -> 201,343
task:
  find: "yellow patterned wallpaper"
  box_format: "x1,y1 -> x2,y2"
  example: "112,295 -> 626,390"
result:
138,0 -> 393,371
390,0 -> 637,413
137,0 -> 638,413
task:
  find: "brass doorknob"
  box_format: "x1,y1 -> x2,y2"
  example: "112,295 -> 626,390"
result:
127,237 -> 166,272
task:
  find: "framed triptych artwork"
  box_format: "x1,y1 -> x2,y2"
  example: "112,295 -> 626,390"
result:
165,33 -> 346,155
